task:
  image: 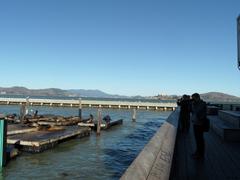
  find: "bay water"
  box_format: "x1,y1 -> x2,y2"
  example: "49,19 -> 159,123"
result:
0,105 -> 171,180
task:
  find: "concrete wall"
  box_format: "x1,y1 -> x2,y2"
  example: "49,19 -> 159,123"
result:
120,109 -> 179,180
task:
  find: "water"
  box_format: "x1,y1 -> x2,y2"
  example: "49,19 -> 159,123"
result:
0,105 -> 171,180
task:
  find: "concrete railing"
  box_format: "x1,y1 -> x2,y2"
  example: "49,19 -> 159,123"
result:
209,103 -> 240,111
120,109 -> 179,180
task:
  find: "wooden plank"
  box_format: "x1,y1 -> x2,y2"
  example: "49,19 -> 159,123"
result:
224,141 -> 240,164
170,124 -> 228,180
170,114 -> 240,180
206,131 -> 236,179
207,131 -> 240,178
186,127 -> 219,180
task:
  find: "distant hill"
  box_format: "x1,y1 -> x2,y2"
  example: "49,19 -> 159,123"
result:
0,86 -> 70,97
0,87 -> 239,102
200,92 -> 240,103
67,89 -> 128,98
0,86 -> 129,99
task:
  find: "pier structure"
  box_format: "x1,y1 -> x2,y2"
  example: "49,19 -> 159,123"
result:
121,106 -> 240,180
0,98 -> 177,111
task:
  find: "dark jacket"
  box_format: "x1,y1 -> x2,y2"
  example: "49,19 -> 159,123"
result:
191,100 -> 207,125
178,99 -> 191,115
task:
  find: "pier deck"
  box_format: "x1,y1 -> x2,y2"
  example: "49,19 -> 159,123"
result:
121,109 -> 240,180
170,121 -> 240,180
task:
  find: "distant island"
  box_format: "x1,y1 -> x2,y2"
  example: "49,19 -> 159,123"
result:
0,86 -> 240,103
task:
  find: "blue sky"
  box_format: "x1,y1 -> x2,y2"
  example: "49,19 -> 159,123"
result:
0,0 -> 239,96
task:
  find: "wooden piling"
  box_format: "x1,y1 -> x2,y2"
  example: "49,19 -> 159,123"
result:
79,98 -> 82,120
20,104 -> 26,123
132,109 -> 136,122
26,97 -> 30,115
97,109 -> 102,136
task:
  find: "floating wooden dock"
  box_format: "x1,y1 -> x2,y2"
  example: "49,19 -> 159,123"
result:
7,124 -> 38,135
0,97 -> 177,111
7,126 -> 91,153
78,119 -> 123,130
78,122 -> 105,128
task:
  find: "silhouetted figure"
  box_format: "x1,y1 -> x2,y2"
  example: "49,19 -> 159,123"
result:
33,110 -> 38,118
177,94 -> 191,133
191,93 -> 207,159
103,115 -> 111,124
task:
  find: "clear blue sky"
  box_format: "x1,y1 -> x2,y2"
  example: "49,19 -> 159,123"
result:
0,0 -> 239,96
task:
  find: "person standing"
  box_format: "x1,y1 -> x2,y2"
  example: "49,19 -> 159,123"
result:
177,95 -> 191,133
191,93 -> 207,159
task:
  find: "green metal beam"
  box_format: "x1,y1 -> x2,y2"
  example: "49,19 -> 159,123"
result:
0,116 -> 7,167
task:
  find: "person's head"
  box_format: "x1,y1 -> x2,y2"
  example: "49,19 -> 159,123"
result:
182,94 -> 188,100
191,93 -> 200,103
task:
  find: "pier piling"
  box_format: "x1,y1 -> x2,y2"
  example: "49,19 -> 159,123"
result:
26,97 -> 29,114
20,104 -> 26,123
97,109 -> 102,136
132,109 -> 136,122
79,98 -> 82,120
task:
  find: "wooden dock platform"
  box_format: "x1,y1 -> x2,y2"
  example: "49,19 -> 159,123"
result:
7,126 -> 91,153
0,97 -> 177,111
170,123 -> 240,180
78,119 -> 123,130
7,124 -> 38,135
121,108 -> 240,180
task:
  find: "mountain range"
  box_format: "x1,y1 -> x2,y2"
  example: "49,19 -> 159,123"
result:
0,86 -> 240,102
0,86 -> 129,99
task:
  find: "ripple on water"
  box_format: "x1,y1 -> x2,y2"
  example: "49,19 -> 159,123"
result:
1,106 -> 169,180
103,119 -> 163,179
